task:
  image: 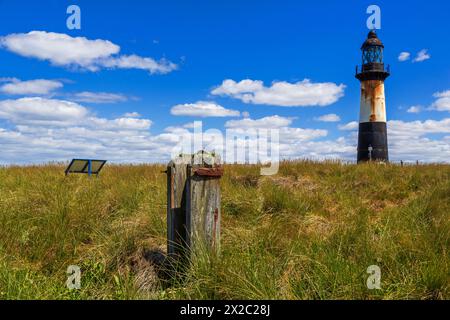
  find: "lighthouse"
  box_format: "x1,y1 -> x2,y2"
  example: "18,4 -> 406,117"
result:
355,30 -> 390,163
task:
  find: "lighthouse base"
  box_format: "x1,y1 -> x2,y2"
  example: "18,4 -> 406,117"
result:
357,122 -> 388,163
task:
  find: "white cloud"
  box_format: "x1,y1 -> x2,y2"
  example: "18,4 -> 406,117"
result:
338,121 -> 358,131
220,116 -> 334,163
123,112 -> 141,118
398,52 -> 411,62
338,119 -> 450,136
276,137 -> 354,160
413,49 -> 431,63
1,97 -> 449,164
336,118 -> 450,162
171,101 -> 240,117
211,79 -> 346,107
407,105 -> 422,113
0,79 -> 63,95
0,31 -> 177,74
0,97 -> 151,130
87,116 -> 152,130
0,97 -> 87,126
430,90 -> 450,112
170,116 -> 332,162
388,118 -> 450,137
225,116 -> 328,155
225,115 -> 294,129
390,138 -> 450,163
101,54 -> 177,74
69,91 -> 128,104
0,31 -> 119,70
0,77 -> 20,83
314,113 -> 341,122
182,122 -> 195,129
0,124 -> 164,164
387,119 -> 450,162
0,97 -> 159,164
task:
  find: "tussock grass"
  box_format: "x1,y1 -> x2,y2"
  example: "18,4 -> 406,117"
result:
0,161 -> 448,299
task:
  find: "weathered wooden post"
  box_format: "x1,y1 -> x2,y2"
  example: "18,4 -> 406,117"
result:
166,154 -> 191,259
166,151 -> 223,262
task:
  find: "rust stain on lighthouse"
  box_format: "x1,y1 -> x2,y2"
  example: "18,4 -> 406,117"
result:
360,80 -> 386,123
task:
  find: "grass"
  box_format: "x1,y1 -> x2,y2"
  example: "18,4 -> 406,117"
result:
0,161 -> 448,300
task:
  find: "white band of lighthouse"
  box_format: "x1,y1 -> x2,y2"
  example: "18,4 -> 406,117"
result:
359,80 -> 386,123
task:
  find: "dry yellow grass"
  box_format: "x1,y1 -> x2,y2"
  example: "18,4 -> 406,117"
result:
0,161 -> 448,299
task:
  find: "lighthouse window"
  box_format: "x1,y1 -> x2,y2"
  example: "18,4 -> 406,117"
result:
363,46 -> 383,64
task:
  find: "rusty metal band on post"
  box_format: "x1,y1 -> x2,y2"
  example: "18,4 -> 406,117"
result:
193,166 -> 224,178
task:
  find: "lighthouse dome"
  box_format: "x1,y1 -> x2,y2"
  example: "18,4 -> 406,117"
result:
361,30 -> 384,49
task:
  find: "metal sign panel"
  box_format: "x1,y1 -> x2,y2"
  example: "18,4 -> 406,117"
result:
65,159 -> 107,176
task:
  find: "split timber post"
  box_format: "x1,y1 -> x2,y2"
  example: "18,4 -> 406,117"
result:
166,151 -> 223,263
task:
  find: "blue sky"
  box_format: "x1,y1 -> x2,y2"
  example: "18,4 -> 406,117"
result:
0,0 -> 449,164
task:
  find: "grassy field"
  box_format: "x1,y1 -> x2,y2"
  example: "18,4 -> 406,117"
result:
0,161 -> 448,300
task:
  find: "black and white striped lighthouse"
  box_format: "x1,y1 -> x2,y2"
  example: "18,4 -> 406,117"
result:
355,30 -> 390,163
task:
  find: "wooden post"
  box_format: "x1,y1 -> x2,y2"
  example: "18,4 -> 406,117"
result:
166,151 -> 222,262
166,154 -> 191,258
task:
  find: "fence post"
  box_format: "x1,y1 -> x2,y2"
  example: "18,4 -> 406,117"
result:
166,151 -> 223,262
166,154 -> 191,259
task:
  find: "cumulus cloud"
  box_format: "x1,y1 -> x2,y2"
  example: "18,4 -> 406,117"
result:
178,122 -> 195,129
170,116 -> 332,163
211,79 -> 345,107
407,105 -> 422,113
225,115 -> 294,129
0,97 -> 151,129
0,97 -> 87,126
87,116 -> 152,131
0,78 -> 63,95
0,77 -> 19,83
0,31 -> 119,70
101,54 -> 177,74
0,125 -> 165,164
1,116 -> 449,164
224,116 -> 328,154
171,101 -> 240,117
123,112 -> 141,118
339,118 -> 450,136
413,49 -> 431,63
0,97 -> 159,164
336,118 -> 450,163
69,91 -> 129,104
0,31 -> 177,74
401,90 -> 450,113
0,97 -> 449,164
221,116 -> 338,164
388,118 -> 450,137
388,118 -> 450,162
314,113 -> 341,122
336,118 -> 450,162
430,90 -> 450,112
338,121 -> 359,131
398,52 -> 411,62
